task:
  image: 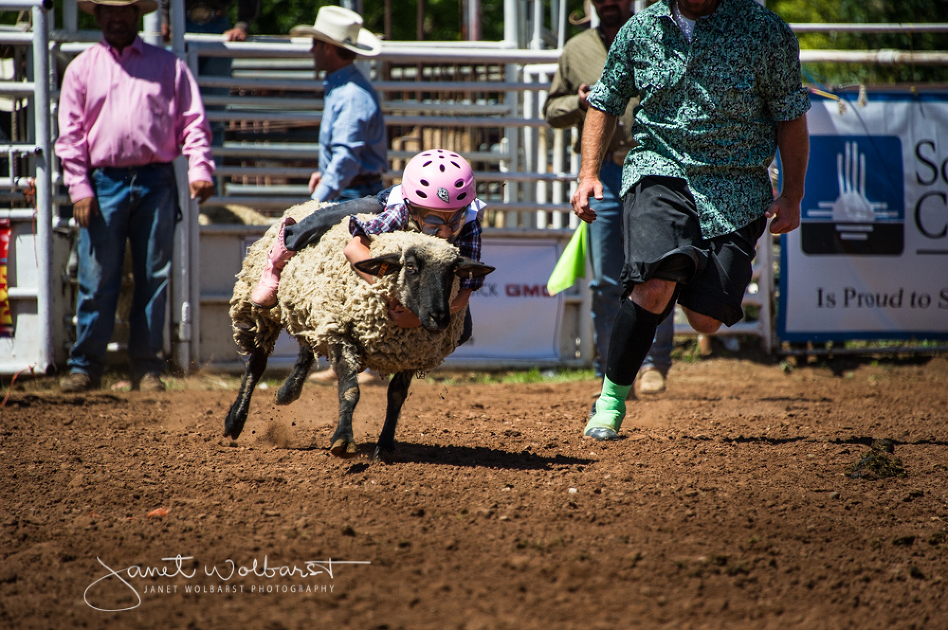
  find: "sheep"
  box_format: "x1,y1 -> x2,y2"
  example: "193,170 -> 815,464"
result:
223,201 -> 495,461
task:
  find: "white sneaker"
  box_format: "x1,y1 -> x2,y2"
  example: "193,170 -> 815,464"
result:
637,369 -> 666,395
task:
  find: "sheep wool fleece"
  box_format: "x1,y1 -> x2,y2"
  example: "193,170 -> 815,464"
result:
230,201 -> 467,377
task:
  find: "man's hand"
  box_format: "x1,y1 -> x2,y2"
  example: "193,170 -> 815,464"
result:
570,177 -> 603,223
577,83 -> 591,112
570,107 -> 615,223
223,26 -> 248,42
72,196 -> 99,228
308,171 -> 322,195
388,300 -> 421,328
190,180 -> 215,204
765,194 -> 801,234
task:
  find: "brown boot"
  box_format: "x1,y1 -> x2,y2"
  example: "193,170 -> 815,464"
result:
60,371 -> 95,393
637,367 -> 666,394
251,217 -> 297,309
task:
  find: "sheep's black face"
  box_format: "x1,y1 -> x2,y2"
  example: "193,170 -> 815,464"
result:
401,248 -> 453,332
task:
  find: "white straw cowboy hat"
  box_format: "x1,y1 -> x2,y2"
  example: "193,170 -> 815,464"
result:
78,0 -> 158,15
290,6 -> 382,57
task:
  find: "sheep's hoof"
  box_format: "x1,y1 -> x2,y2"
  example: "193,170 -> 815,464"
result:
372,445 -> 394,463
330,438 -> 358,459
275,384 -> 301,406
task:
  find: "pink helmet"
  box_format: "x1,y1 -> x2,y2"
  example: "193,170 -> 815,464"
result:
401,150 -> 475,211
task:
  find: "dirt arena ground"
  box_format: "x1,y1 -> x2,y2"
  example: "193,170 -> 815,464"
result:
2,353 -> 947,629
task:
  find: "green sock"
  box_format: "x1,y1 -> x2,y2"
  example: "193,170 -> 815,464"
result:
584,375 -> 631,432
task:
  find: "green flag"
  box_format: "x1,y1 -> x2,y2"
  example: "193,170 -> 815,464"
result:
547,222 -> 588,296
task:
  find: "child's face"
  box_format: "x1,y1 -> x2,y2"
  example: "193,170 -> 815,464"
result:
411,205 -> 467,240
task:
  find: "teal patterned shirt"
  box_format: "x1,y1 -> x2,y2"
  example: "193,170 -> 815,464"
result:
587,0 -> 810,238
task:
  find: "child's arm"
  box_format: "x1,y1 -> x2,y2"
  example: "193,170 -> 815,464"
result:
451,289 -> 473,314
346,233 -> 422,327
388,302 -> 421,328
390,290 -> 470,329
343,235 -> 377,285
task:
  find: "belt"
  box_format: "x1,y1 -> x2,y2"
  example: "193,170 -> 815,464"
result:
92,162 -> 173,175
348,173 -> 383,187
187,4 -> 227,25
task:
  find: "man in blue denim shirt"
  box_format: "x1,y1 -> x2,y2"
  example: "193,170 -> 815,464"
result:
573,0 -> 810,440
290,6 -> 388,203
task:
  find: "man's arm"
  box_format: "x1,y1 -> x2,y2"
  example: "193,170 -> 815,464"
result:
311,147 -> 361,202
159,0 -> 170,40
766,113 -> 809,234
173,59 -> 216,192
229,0 -> 259,37
542,55 -> 585,129
570,107 -> 616,222
72,197 -> 99,228
54,59 -> 98,210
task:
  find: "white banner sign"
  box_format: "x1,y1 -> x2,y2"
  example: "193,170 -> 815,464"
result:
779,93 -> 948,342
447,237 -> 564,363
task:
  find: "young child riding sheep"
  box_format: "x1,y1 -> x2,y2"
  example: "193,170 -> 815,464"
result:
252,149 -> 486,346
225,150 -> 494,460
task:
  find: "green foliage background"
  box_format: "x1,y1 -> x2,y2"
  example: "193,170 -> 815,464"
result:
3,0 -> 946,85
770,0 -> 948,86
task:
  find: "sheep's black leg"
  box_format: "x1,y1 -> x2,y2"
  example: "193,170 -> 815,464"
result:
276,342 -> 315,405
373,370 -> 413,462
224,346 -> 269,439
329,350 -> 361,458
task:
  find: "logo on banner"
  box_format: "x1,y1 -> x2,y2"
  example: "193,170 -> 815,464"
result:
801,135 -> 904,255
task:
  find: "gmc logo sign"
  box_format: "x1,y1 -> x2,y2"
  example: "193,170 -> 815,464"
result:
505,284 -> 552,298
475,283 -> 554,298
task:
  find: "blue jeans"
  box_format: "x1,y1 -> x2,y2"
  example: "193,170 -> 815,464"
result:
642,313 -> 674,376
322,178 -> 385,203
588,159 -> 625,378
590,159 -> 674,378
68,163 -> 178,381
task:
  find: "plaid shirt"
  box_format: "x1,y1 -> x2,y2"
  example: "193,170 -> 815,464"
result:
349,186 -> 484,291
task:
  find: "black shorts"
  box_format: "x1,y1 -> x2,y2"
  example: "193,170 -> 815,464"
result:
620,176 -> 767,327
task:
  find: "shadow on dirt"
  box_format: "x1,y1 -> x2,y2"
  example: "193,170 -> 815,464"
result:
301,443 -> 596,470
716,434 -> 948,448
784,351 -> 938,377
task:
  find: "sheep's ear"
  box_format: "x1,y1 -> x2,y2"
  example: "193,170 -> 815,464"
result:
454,259 -> 495,280
354,253 -> 402,278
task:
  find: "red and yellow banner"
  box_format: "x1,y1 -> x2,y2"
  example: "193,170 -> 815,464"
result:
0,219 -> 12,337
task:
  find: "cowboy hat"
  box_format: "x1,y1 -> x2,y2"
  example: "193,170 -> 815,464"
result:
290,6 -> 382,57
78,0 -> 158,16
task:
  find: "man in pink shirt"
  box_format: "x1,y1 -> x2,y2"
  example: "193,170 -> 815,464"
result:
55,0 -> 215,393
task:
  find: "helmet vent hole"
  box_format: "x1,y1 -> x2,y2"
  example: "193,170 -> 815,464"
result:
439,164 -> 446,172
422,160 -> 433,168
450,161 -> 460,169
419,179 -> 429,187
416,190 -> 428,199
457,192 -> 468,201
454,179 -> 464,188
